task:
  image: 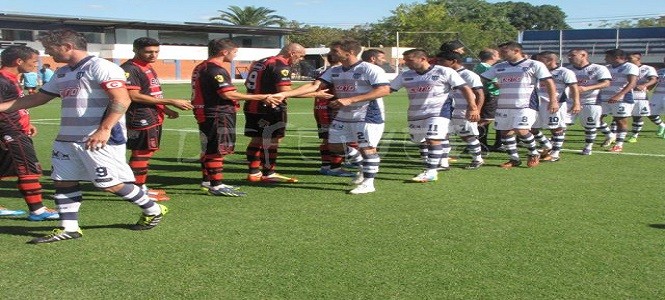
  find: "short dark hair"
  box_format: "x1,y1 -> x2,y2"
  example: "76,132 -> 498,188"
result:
605,48 -> 626,58
38,29 -> 87,50
537,51 -> 558,60
1,45 -> 39,67
478,49 -> 496,61
207,39 -> 238,57
498,41 -> 523,51
330,39 -> 362,56
628,52 -> 642,58
360,49 -> 385,62
42,63 -> 51,68
439,40 -> 464,52
402,49 -> 428,59
436,51 -> 462,62
133,37 -> 160,50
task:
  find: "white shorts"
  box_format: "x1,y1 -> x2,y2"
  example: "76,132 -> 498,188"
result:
533,101 -> 568,129
494,108 -> 537,131
578,104 -> 603,128
51,141 -> 135,188
649,94 -> 665,115
408,117 -> 450,143
601,102 -> 633,118
449,118 -> 479,137
329,121 -> 384,148
631,100 -> 650,117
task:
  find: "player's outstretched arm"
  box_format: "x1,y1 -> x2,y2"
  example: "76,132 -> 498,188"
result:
127,90 -> 193,110
0,92 -> 54,113
330,85 -> 390,108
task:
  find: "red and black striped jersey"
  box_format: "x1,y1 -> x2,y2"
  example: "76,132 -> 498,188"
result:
121,59 -> 165,129
0,69 -> 30,134
191,60 -> 238,123
243,55 -> 292,114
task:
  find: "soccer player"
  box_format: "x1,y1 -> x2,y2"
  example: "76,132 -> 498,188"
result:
0,29 -> 168,243
271,39 -> 391,194
625,52 -> 659,142
439,40 -> 465,55
473,48 -> 502,152
360,49 -> 387,67
243,43 -> 306,183
0,45 -> 59,221
566,49 -> 612,155
532,51 -> 580,162
650,62 -> 665,136
121,37 -> 194,201
192,39 -> 278,196
436,51 -> 485,170
480,41 -> 557,168
597,49 -> 638,152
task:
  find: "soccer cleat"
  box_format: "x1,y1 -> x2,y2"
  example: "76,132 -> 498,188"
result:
609,145 -> 623,152
348,183 -> 376,194
601,135 -> 616,147
657,127 -> 665,137
541,155 -> 560,162
500,160 -> 522,169
131,204 -> 168,231
323,168 -> 356,177
411,170 -> 438,182
627,136 -> 637,143
27,228 -> 82,244
208,186 -> 247,197
246,172 -> 263,182
465,160 -> 484,170
350,171 -> 364,185
580,148 -> 592,156
262,173 -> 298,183
201,181 -> 240,191
27,208 -> 59,221
540,148 -> 552,160
0,206 -> 26,217
436,166 -> 451,171
527,154 -> 540,168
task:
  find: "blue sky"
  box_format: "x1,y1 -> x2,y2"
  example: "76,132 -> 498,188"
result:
2,0 -> 663,29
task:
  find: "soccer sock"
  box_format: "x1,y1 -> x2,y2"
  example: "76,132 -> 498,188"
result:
113,183 -> 160,216
519,133 -> 538,156
246,143 -> 262,175
54,185 -> 83,232
263,145 -> 278,175
533,130 -> 552,150
200,153 -> 210,182
610,120 -> 617,133
648,115 -> 664,126
426,142 -> 443,170
502,135 -> 519,160
419,143 -> 428,161
345,144 -> 363,167
632,117 -> 643,137
361,153 -> 380,186
129,150 -> 155,186
598,122 -> 612,138
319,143 -> 331,169
203,154 -> 224,187
616,130 -> 627,147
477,123 -> 489,149
17,174 -> 44,212
583,126 -> 596,149
465,136 -> 483,162
440,139 -> 451,167
551,130 -> 565,157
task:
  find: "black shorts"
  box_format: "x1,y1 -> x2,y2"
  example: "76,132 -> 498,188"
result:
244,111 -> 287,139
317,123 -> 330,139
0,132 -> 42,178
481,93 -> 498,120
199,112 -> 237,155
127,125 -> 163,151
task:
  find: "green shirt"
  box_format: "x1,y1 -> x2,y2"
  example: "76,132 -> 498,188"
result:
473,62 -> 499,96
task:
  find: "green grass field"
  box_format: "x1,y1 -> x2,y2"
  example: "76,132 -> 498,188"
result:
1,83 -> 664,299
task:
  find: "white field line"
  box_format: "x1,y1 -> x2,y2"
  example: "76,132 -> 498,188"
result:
29,119 -> 665,158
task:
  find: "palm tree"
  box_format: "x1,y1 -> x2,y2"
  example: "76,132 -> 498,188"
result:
209,5 -> 286,27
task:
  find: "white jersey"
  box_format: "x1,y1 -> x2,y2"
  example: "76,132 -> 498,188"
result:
450,67 -> 483,119
319,61 -> 389,123
539,66 -> 577,103
41,56 -> 127,144
654,68 -> 665,96
390,65 -> 466,121
567,63 -> 612,105
481,58 -> 552,109
599,62 -> 639,103
634,64 -> 658,100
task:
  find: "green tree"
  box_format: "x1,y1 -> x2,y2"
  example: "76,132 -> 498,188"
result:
288,25 -> 349,47
494,2 -> 570,30
599,16 -> 665,28
209,5 -> 286,27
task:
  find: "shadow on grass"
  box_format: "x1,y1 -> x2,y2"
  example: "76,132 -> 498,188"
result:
0,221 -> 134,238
648,224 -> 665,229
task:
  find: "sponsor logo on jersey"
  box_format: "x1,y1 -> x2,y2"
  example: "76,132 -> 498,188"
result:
408,85 -> 433,93
404,77 -> 414,81
431,75 -> 439,81
215,75 -> 225,83
280,69 -> 290,77
76,71 -> 85,79
125,72 -> 130,78
61,87 -> 81,97
52,150 -> 70,160
353,73 -> 361,79
335,85 -> 357,92
3,135 -> 14,142
501,76 -> 523,83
